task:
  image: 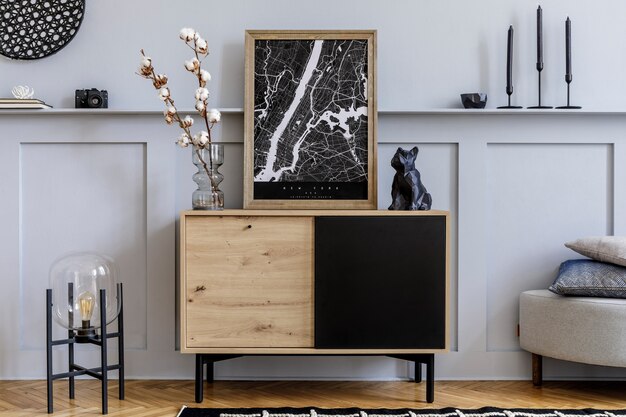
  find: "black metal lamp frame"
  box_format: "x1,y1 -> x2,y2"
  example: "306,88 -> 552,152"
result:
46,283 -> 125,414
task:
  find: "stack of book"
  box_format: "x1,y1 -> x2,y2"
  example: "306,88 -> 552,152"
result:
0,98 -> 52,109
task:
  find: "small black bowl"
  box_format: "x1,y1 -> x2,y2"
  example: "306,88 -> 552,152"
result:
461,93 -> 487,109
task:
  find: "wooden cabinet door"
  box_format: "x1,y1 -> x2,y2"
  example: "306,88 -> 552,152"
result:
183,216 -> 314,349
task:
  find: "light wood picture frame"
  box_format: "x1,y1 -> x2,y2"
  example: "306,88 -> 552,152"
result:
244,30 -> 377,209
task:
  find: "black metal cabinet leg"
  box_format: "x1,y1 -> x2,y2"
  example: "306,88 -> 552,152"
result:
387,354 -> 435,402
426,354 -> 434,403
206,359 -> 214,383
414,362 -> 422,383
195,354 -> 204,403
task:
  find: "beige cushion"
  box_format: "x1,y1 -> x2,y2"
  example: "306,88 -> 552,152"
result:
565,236 -> 626,267
519,289 -> 626,368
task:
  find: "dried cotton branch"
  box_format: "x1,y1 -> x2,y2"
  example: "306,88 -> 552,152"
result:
137,30 -> 220,192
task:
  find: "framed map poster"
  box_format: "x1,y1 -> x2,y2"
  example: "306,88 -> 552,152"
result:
244,30 -> 377,209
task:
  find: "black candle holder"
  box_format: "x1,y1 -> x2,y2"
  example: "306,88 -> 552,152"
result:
556,81 -> 581,109
497,94 -> 522,109
528,67 -> 552,109
46,283 -> 125,414
498,26 -> 522,109
557,18 -> 581,109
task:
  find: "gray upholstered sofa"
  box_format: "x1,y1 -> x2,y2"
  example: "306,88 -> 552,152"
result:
519,289 -> 626,385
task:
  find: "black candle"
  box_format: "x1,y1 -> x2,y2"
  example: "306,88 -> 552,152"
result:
565,17 -> 572,83
506,25 -> 514,95
537,6 -> 543,71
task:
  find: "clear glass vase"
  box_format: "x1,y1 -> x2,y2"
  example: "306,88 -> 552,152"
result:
192,144 -> 224,210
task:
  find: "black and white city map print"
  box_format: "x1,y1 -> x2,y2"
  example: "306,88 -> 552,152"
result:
254,39 -> 369,200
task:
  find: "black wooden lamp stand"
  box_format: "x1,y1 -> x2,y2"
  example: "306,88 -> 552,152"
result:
46,283 -> 125,414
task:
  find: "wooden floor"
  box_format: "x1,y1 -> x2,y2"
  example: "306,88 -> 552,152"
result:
0,380 -> 625,417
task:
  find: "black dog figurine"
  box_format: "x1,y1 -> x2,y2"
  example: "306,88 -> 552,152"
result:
388,146 -> 432,210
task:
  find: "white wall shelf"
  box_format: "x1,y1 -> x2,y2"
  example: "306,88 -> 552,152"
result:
2,108 -> 626,116
0,108 -> 245,115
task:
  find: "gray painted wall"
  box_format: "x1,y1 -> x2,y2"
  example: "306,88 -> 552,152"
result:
1,1 -> 626,381
1,0 -> 624,109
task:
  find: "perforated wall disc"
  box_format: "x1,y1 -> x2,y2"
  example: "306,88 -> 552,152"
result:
0,0 -> 85,60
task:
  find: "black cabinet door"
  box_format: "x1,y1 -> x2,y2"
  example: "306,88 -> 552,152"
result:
315,216 -> 446,349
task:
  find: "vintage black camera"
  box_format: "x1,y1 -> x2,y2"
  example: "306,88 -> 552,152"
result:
75,88 -> 108,108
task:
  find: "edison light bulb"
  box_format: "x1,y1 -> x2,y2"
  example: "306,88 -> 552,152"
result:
78,291 -> 95,328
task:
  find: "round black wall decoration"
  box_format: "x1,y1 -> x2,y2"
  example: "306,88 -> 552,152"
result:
0,0 -> 85,60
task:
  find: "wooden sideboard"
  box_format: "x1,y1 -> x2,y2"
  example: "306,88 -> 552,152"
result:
179,209 -> 449,402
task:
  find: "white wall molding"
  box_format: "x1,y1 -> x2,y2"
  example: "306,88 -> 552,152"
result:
1,111 -> 625,380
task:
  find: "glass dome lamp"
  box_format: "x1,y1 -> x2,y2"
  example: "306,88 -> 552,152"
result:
50,252 -> 120,341
46,252 -> 125,414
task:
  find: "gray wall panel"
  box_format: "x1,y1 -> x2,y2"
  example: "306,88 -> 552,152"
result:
486,143 -> 612,352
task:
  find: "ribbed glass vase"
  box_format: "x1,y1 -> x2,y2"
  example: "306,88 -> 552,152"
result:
191,144 -> 224,210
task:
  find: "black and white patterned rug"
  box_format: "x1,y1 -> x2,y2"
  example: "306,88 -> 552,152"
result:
176,408 -> 626,417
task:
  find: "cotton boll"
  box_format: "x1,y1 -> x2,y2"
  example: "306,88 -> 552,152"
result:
183,115 -> 194,128
152,73 -> 168,89
200,70 -> 211,83
198,133 -> 209,146
207,109 -> 221,123
159,87 -> 170,100
179,27 -> 196,42
184,57 -> 200,72
139,55 -> 153,76
195,87 -> 209,101
195,38 -> 208,55
193,131 -> 209,146
176,133 -> 191,148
